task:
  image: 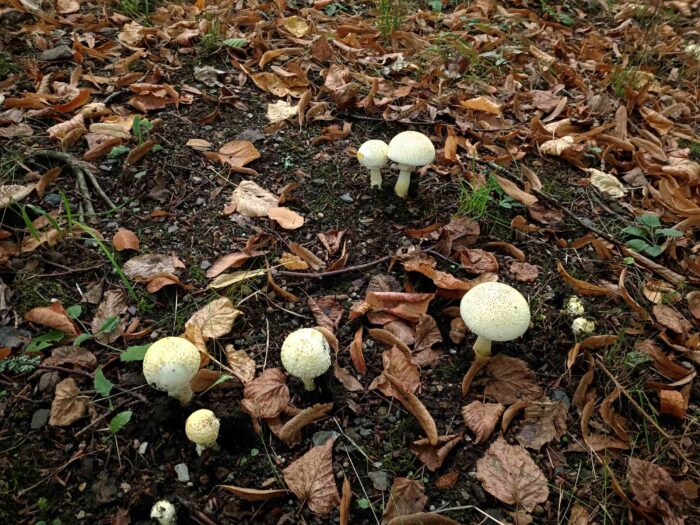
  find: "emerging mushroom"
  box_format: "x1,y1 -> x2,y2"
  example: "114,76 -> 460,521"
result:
280,328 -> 331,391
459,282 -> 531,358
387,131 -> 436,198
563,296 -> 585,317
572,317 -> 595,337
185,409 -> 220,455
150,500 -> 177,525
142,337 -> 201,403
357,139 -> 389,189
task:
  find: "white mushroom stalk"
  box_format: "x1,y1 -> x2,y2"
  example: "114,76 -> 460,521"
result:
150,500 -> 177,525
142,337 -> 201,403
387,131 -> 436,198
459,282 -> 531,359
357,140 -> 389,189
280,328 -> 331,391
185,409 -> 220,456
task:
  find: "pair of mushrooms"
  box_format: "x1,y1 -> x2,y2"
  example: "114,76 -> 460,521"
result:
357,131 -> 435,198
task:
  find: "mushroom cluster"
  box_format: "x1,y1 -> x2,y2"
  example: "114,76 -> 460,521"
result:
357,130 -> 435,198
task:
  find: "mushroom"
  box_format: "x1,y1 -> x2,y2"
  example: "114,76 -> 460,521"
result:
0,184 -> 35,208
572,317 -> 595,337
280,328 -> 331,391
150,500 -> 177,525
185,409 -> 220,455
357,139 -> 389,189
563,296 -> 585,317
387,131 -> 436,198
459,282 -> 531,358
142,337 -> 201,403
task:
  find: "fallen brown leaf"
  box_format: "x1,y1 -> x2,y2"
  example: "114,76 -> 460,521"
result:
91,289 -> 128,344
219,485 -> 289,501
459,249 -> 499,275
112,229 -> 140,251
653,304 -> 691,335
462,401 -> 504,444
308,296 -> 344,333
49,378 -> 87,426
369,346 -> 420,396
185,297 -> 241,339
409,433 -> 462,472
206,251 -> 262,278
557,262 -> 618,297
349,326 -> 366,375
368,328 -> 411,355
686,291 -> 700,319
384,373 -> 438,445
278,402 -> 333,447
484,355 -> 543,404
288,243 -> 325,271
224,180 -> 277,216
386,513 -> 460,525
382,477 -> 427,523
516,399 -> 568,450
268,207 -> 305,230
449,317 -> 467,344
333,363 -> 363,392
241,368 -> 290,419
224,344 -> 256,384
42,346 -> 96,370
123,254 -> 180,282
628,458 -> 692,525
476,437 -> 549,512
413,314 -> 442,356
659,389 -> 688,418
282,438 -> 340,515
508,261 -> 539,282
25,301 -> 80,337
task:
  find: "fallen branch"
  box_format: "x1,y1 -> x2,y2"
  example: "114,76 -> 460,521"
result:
463,155 -> 687,286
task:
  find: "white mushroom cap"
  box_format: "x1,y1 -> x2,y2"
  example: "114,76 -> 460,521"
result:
387,131 -> 435,167
460,282 -> 530,357
572,317 -> 595,337
143,337 -> 201,403
357,140 -> 389,169
150,500 -> 177,525
185,409 -> 220,455
563,296 -> 585,317
280,328 -> 331,390
0,184 -> 35,208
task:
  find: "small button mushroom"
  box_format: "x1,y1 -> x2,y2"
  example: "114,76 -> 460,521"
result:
459,282 -> 531,358
185,409 -> 220,455
563,296 -> 585,316
357,140 -> 389,189
150,500 -> 177,525
280,328 -> 331,391
142,337 -> 201,404
387,131 -> 436,198
572,317 -> 595,337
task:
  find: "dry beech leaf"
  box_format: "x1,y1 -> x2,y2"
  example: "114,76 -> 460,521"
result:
386,513 -> 460,525
280,252 -> 309,270
42,346 -> 96,370
653,304 -> 691,335
215,140 -> 260,168
486,241 -> 525,261
333,363 -> 363,392
476,437 -> 549,512
112,229 -> 140,251
382,477 -> 427,522
225,180 -> 277,216
369,346 -> 420,397
191,369 -> 235,393
185,297 -> 241,340
414,314 -> 442,355
308,296 -> 344,333
91,290 -> 128,344
282,438 -> 340,516
349,326 -> 366,375
384,373 -> 438,445
288,243 -> 325,271
492,175 -> 538,207
368,328 -> 411,355
460,96 -> 501,115
462,401 -> 504,444
460,249 -> 499,275
569,504 -> 591,525
219,485 -> 289,501
659,389 -> 688,418
241,368 -> 290,419
350,292 -> 434,323
186,138 -> 213,151
484,355 -> 543,404
49,378 -> 87,426
435,471 -> 459,490
25,301 -> 80,337
206,251 -> 263,278
540,136 -> 574,156
449,317 -> 467,344
224,344 -> 256,384
516,400 -> 568,450
628,458 -> 693,525
686,291 -> 700,319
123,254 -> 180,282
268,207 -> 305,230
278,402 -> 333,447
410,434 -> 462,472
508,261 -> 539,282
557,261 -> 618,297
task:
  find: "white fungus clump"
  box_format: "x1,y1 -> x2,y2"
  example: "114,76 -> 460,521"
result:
563,296 -> 585,317
357,140 -> 389,189
143,337 -> 201,403
387,131 -> 435,198
150,500 -> 177,525
280,328 -> 331,391
185,409 -> 220,456
572,317 -> 596,337
460,282 -> 531,358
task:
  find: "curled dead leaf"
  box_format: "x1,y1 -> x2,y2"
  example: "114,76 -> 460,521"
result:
384,373 -> 438,445
282,438 -> 340,515
462,401 -> 504,444
112,229 -> 140,251
49,378 -> 87,426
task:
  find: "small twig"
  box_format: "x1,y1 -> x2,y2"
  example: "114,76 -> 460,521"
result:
74,165 -> 95,217
84,168 -> 117,209
37,365 -> 148,402
102,89 -> 128,105
29,263 -> 105,278
74,398 -> 134,438
278,254 -> 394,279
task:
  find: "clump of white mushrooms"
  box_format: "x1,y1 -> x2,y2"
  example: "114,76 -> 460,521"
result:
142,337 -> 201,404
357,131 -> 435,197
281,328 -> 331,391
185,409 -> 220,455
150,500 -> 177,525
572,317 -> 596,337
459,282 -> 531,358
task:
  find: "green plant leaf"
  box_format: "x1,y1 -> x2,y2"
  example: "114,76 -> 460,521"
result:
638,213 -> 661,229
65,305 -> 82,319
656,228 -> 684,238
108,145 -> 130,158
74,333 -> 93,346
99,316 -> 120,334
623,256 -> 635,265
120,344 -> 150,362
109,410 -> 132,433
94,367 -> 114,397
250,448 -> 259,457
643,244 -> 664,257
26,329 -> 65,352
623,351 -> 652,369
622,226 -> 648,238
200,373 -> 232,394
626,239 -> 650,252
357,498 -> 370,509
222,38 -> 248,48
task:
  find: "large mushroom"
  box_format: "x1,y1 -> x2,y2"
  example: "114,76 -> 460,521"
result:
280,328 -> 331,391
142,337 -> 201,403
459,282 -> 530,358
387,131 -> 435,198
357,139 -> 389,189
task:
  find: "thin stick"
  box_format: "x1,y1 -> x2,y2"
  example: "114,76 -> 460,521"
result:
84,167 -> 117,209
278,254 -> 394,279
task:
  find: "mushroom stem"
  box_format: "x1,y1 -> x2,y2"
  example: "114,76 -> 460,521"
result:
369,167 -> 382,188
172,385 -> 194,404
394,164 -> 413,197
302,378 -> 316,391
472,336 -> 493,358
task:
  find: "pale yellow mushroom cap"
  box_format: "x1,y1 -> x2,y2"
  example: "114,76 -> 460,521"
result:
281,328 -> 331,390
387,131 -> 435,168
142,337 -> 201,403
185,409 -> 220,448
460,282 -> 530,342
357,140 -> 389,169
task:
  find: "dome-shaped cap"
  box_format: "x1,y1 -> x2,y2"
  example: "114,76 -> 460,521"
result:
459,282 -> 530,342
185,409 -> 220,447
357,140 -> 389,169
387,131 -> 435,167
281,328 -> 331,381
143,337 -> 200,390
